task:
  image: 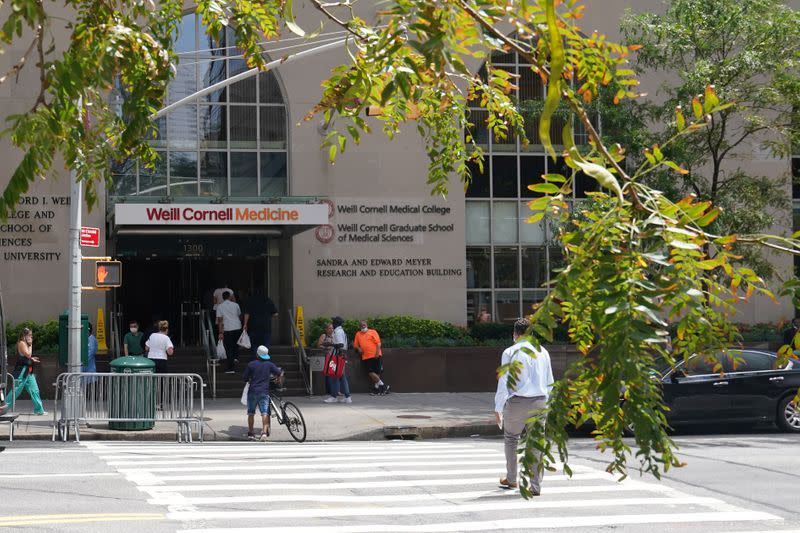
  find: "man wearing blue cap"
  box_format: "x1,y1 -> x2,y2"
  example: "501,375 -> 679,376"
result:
243,345 -> 284,441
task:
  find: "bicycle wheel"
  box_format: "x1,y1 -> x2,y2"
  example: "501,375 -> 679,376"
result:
282,401 -> 307,443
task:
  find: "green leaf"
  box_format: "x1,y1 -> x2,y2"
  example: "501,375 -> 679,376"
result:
541,173 -> 566,183
529,183 -> 560,194
283,0 -> 305,37
703,85 -> 719,113
539,0 -> 565,160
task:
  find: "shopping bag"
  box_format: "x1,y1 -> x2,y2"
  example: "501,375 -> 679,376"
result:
324,353 -> 346,378
216,340 -> 227,360
237,330 -> 251,349
240,383 -> 249,406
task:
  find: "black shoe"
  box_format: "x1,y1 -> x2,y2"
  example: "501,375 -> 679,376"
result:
379,384 -> 390,395
247,432 -> 256,441
370,387 -> 381,396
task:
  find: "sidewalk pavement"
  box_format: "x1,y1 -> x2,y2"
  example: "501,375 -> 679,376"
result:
3,392 -> 501,442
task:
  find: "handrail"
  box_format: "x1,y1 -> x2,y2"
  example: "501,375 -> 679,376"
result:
287,308 -> 311,395
200,310 -> 218,399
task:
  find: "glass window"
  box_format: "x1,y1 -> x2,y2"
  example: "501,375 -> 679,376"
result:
200,152 -> 227,196
522,290 -> 546,317
492,156 -> 518,198
522,247 -> 547,288
492,201 -> 518,244
495,291 -> 520,323
110,11 -> 288,201
466,247 -> 491,289
230,152 -> 258,197
169,151 -> 198,196
260,152 -> 287,197
230,106 -> 258,149
260,107 -> 287,149
465,160 -> 490,198
494,246 -> 519,289
723,351 -> 778,372
467,291 -> 492,325
682,355 -> 719,376
199,105 -> 227,149
520,209 -> 545,244
466,109 -> 489,148
520,156 -> 546,198
793,157 -> 800,199
466,201 -> 490,244
259,71 -> 283,104
167,106 -> 198,151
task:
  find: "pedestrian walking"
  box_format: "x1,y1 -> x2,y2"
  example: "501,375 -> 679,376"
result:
8,327 -> 46,415
243,346 -> 284,441
243,288 -> 278,352
324,316 -> 351,404
217,291 -> 243,373
123,320 -> 144,356
494,318 -> 553,493
212,282 -> 233,323
145,320 -> 173,373
353,320 -> 389,395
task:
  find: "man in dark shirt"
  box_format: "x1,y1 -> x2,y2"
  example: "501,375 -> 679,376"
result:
243,288 -> 278,352
242,345 -> 283,441
783,318 -> 800,348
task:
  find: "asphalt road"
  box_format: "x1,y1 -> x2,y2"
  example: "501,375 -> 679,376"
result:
0,429 -> 798,532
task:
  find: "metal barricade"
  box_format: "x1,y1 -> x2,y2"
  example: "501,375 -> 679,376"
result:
52,372 -> 205,443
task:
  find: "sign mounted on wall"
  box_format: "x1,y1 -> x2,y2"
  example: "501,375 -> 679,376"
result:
80,227 -> 100,247
114,204 -> 328,226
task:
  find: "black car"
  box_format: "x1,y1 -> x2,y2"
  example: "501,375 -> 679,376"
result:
659,349 -> 800,433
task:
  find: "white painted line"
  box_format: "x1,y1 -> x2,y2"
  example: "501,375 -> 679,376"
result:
176,511 -> 783,532
138,473 -> 612,493
147,482 -> 676,506
122,459 -> 572,474
0,472 -> 118,479
98,449 -> 498,461
87,443 -> 486,453
146,469 -> 611,483
141,477 -> 509,493
167,496 -> 724,521
102,451 -> 508,466
107,454 -> 507,467
0,449 -> 92,455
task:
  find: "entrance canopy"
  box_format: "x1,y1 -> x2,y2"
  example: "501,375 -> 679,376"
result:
112,201 -> 327,238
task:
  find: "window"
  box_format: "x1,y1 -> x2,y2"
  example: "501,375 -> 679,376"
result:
464,44 -> 599,323
722,351 -> 778,373
110,12 -> 289,200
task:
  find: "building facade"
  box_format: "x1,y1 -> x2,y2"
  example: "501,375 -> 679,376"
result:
0,1 -> 794,347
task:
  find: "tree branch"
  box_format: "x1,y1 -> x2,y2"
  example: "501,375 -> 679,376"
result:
308,0 -> 364,41
0,29 -> 41,86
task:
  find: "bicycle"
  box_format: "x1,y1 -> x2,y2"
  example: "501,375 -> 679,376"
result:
269,384 -> 307,443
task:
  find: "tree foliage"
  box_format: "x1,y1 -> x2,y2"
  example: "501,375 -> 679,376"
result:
620,0 -> 800,277
2,0 -> 800,499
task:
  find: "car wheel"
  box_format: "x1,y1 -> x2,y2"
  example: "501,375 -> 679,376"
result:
776,395 -> 800,433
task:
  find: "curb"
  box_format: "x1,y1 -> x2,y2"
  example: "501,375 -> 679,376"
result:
8,423 -> 502,442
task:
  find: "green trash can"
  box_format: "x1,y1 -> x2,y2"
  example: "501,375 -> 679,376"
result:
109,356 -> 155,430
58,312 -> 89,367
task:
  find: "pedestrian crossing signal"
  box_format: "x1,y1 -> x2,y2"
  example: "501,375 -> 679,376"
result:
95,261 -> 122,288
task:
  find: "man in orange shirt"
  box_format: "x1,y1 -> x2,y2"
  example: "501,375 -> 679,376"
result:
353,320 -> 390,395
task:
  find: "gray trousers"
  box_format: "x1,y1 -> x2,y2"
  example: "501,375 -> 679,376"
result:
503,395 -> 547,489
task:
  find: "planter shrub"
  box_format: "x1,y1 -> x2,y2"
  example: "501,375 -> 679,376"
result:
5,319 -> 59,353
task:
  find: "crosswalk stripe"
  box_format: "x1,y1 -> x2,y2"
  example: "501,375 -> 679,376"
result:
120,459 -> 523,473
88,443 -> 486,454
149,482 -> 677,506
98,449 -> 498,461
165,496 -> 727,521
140,477 -> 511,493
102,451 -> 506,466
175,511 -> 782,532
133,470 -> 612,484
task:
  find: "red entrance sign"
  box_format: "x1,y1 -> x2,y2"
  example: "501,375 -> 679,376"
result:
80,227 -> 100,247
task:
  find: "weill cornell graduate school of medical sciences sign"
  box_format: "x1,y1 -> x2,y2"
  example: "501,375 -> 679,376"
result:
114,204 -> 329,226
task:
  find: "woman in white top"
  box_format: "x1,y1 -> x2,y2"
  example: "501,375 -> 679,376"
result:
145,320 -> 174,373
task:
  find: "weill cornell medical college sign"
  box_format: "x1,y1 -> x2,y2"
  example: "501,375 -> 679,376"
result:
114,204 -> 329,226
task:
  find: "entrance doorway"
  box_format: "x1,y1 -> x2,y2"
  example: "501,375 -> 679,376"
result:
113,235 -> 278,347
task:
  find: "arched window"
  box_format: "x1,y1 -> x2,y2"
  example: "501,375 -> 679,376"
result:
465,48 -> 600,325
111,11 -> 289,200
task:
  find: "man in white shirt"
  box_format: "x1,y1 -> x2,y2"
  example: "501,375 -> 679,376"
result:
217,290 -> 243,373
494,317 -> 553,493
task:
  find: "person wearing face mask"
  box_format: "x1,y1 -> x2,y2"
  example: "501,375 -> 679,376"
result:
353,320 -> 389,396
9,327 -> 47,415
494,318 -> 553,493
123,320 -> 144,356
